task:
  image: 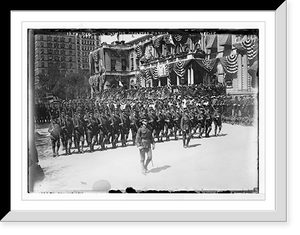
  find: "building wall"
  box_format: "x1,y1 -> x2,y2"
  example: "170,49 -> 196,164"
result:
34,33 -> 101,77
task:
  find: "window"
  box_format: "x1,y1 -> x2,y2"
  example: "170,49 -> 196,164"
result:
41,62 -> 45,67
131,57 -> 134,71
111,59 -> 116,71
69,57 -> 73,62
40,35 -> 43,40
121,59 -> 126,71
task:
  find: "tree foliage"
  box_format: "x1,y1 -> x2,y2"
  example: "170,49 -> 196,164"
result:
35,68 -> 90,102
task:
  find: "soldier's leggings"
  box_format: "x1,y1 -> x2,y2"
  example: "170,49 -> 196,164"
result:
139,147 -> 152,163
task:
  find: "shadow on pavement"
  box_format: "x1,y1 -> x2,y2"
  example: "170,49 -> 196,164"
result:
149,165 -> 171,173
187,144 -> 201,148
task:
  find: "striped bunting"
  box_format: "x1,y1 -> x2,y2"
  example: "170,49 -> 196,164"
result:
196,58 -> 217,72
241,38 -> 258,60
219,54 -> 238,74
135,45 -> 143,58
144,68 -> 152,81
173,60 -> 185,78
150,66 -> 159,80
152,35 -> 163,48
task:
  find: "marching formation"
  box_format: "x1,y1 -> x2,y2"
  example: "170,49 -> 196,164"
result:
42,85 -> 257,158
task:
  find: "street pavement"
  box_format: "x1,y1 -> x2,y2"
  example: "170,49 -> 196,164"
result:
33,123 -> 258,193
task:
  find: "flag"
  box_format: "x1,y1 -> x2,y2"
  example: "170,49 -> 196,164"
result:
195,58 -> 217,73
173,60 -> 185,78
241,38 -> 258,61
219,54 -> 238,74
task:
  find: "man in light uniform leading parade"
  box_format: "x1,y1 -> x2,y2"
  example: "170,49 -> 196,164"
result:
135,118 -> 155,175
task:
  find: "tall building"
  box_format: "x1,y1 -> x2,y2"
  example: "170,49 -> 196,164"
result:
34,34 -> 77,77
34,33 -> 101,77
75,34 -> 102,70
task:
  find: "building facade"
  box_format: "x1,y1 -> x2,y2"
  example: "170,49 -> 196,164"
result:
89,31 -> 258,96
34,33 -> 101,77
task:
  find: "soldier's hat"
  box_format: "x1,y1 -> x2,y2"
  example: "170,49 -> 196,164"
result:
141,118 -> 148,124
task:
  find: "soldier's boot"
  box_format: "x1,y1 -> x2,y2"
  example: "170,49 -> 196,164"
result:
56,146 -> 60,156
141,162 -> 146,175
186,137 -> 191,147
144,158 -> 152,173
183,139 -> 186,148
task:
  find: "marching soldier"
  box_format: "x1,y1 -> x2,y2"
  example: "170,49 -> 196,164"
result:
86,111 -> 98,152
73,108 -> 85,153
48,117 -> 61,157
60,112 -> 74,155
135,118 -> 155,175
212,108 -> 222,136
180,108 -> 192,148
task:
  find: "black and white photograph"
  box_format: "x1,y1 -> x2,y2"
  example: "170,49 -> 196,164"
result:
28,28 -> 260,194
5,4 -> 290,224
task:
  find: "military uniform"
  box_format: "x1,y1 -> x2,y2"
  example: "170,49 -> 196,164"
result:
180,110 -> 192,148
73,111 -> 86,153
60,113 -> 74,155
135,118 -> 155,175
48,118 -> 61,157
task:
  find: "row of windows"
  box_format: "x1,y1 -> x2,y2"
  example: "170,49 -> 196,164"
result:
78,58 -> 89,63
39,42 -> 74,49
77,51 -> 90,57
77,40 -> 100,46
39,35 -> 73,43
38,69 -> 75,75
41,62 -> 75,69
77,45 -> 97,51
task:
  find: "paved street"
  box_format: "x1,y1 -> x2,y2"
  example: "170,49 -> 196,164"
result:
33,123 -> 258,193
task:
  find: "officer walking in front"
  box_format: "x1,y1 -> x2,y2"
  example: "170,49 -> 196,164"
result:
135,118 -> 155,175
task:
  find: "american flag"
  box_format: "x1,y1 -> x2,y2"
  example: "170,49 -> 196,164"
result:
151,66 -> 159,80
219,54 -> 238,74
241,38 -> 258,61
173,60 -> 185,78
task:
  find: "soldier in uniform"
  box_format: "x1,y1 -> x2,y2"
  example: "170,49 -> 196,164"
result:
129,109 -> 140,146
60,112 -> 74,155
180,108 -> 192,148
86,111 -> 98,152
48,117 -> 61,157
212,108 -> 222,136
73,108 -> 86,153
135,118 -> 155,175
204,108 -> 213,137
109,109 -> 121,149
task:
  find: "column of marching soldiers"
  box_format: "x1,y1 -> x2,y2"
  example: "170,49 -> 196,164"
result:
36,91 -> 256,157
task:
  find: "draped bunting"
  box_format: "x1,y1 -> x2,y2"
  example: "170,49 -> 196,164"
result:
150,66 -> 159,80
135,45 -> 144,58
173,60 -> 186,78
195,58 -> 217,73
90,48 -> 105,76
241,38 -> 258,61
219,54 -> 238,74
144,68 -> 152,82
